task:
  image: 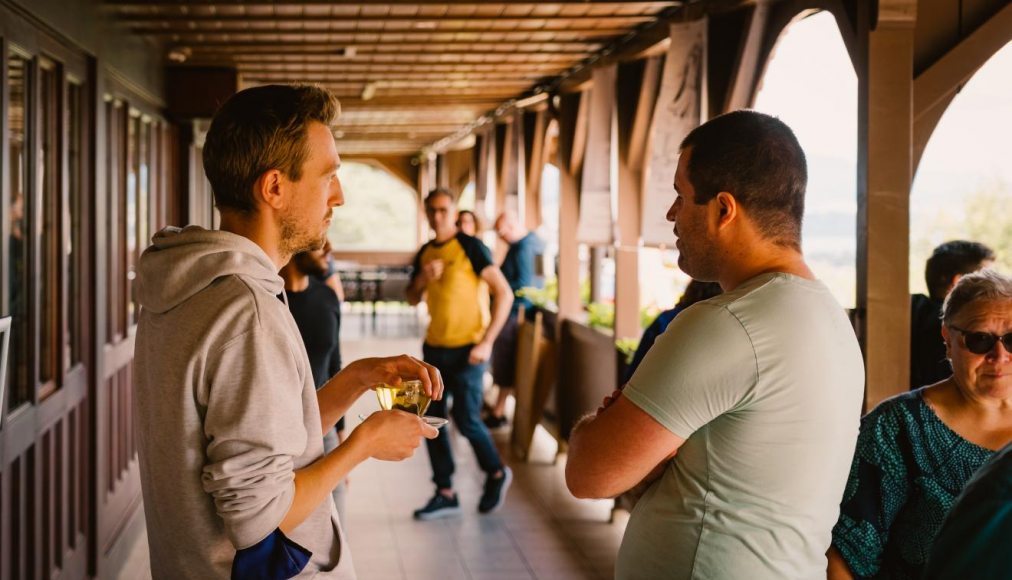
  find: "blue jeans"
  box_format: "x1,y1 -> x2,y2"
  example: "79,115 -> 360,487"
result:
423,343 -> 504,490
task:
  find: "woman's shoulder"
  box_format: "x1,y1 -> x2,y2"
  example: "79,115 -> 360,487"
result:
865,389 -> 926,420
858,389 -> 929,442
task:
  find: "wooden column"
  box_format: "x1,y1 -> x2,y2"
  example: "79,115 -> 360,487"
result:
442,148 -> 473,197
435,152 -> 450,189
857,0 -> 917,409
723,1 -> 770,112
522,107 -> 549,230
417,156 -> 432,244
556,92 -> 588,322
614,57 -> 662,341
494,119 -> 519,221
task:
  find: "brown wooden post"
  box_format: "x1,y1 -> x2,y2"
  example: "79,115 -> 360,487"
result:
522,107 -> 549,230
436,152 -> 450,189
417,156 -> 431,244
857,0 -> 917,409
614,57 -> 662,341
556,92 -> 588,322
494,118 -> 519,224
723,1 -> 770,112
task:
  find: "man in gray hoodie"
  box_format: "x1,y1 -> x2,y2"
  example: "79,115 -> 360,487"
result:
134,84 -> 442,579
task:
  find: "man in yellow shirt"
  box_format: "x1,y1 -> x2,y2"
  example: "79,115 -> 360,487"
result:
407,189 -> 514,519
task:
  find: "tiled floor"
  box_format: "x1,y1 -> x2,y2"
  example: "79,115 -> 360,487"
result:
118,312 -> 628,580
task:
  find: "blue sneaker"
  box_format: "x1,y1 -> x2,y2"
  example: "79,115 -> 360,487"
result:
413,492 -> 461,521
478,467 -> 513,514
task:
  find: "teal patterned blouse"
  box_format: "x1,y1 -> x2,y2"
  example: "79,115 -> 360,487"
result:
832,388 -> 994,579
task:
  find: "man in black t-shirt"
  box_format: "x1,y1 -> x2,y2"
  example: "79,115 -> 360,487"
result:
910,240 -> 994,389
281,241 -> 346,523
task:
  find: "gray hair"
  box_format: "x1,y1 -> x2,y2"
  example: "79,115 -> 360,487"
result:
941,269 -> 1012,324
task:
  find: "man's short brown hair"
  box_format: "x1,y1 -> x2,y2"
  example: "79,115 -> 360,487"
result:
680,110 -> 807,248
203,84 -> 340,215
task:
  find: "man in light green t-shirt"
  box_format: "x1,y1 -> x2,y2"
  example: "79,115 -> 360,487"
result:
565,110 -> 865,580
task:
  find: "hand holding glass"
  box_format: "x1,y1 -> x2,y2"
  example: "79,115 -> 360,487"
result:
374,380 -> 448,428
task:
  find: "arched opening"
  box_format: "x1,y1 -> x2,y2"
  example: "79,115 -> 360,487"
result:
910,42 -> 1012,293
327,160 -> 419,252
752,10 -> 858,308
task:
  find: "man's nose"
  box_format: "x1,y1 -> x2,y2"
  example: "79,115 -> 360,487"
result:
331,179 -> 345,207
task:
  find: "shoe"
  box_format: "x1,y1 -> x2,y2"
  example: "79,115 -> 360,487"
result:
413,492 -> 461,521
483,414 -> 508,429
478,467 -> 513,514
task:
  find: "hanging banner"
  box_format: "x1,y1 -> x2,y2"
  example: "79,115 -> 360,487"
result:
577,64 -> 618,245
641,20 -> 707,247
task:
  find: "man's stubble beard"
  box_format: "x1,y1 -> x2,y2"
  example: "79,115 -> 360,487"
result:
280,212 -> 327,256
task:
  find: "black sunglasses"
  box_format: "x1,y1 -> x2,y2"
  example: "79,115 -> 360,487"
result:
949,325 -> 1012,355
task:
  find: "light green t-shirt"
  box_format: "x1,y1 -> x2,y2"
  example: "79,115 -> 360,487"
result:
619,273 -> 865,580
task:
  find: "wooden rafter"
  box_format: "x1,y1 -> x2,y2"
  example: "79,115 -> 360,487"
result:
113,0 -> 677,157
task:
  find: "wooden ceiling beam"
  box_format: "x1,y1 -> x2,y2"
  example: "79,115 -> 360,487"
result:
337,131 -> 454,140
242,72 -> 543,82
171,40 -> 600,50
251,79 -> 532,89
115,14 -> 660,25
336,124 -> 464,132
108,1 -> 676,10
294,97 -> 503,107
129,27 -> 633,38
237,63 -> 564,73
198,53 -> 580,64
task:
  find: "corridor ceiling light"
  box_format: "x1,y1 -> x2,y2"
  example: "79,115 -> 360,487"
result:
360,81 -> 377,101
167,46 -> 191,63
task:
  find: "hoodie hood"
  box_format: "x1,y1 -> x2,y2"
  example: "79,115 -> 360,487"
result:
137,226 -> 284,314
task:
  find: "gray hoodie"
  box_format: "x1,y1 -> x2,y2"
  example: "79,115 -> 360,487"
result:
134,226 -> 354,579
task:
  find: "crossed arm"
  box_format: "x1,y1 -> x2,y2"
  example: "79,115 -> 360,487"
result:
565,391 -> 685,499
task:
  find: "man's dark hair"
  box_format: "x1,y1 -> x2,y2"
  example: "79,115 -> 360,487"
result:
424,188 -> 456,207
679,110 -> 807,248
203,84 -> 340,215
925,240 -> 995,300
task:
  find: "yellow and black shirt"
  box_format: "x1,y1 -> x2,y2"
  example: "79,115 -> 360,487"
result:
411,233 -> 493,348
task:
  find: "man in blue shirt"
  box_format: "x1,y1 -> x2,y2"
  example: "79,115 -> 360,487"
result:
486,213 -> 544,428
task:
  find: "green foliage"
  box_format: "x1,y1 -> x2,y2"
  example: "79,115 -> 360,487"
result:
911,181 -> 1012,293
327,162 -> 418,251
615,337 -> 639,365
516,277 -> 559,312
579,277 -> 592,306
587,302 -> 614,331
960,183 -> 1012,273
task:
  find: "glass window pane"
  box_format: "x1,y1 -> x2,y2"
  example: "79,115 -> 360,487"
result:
39,64 -> 59,387
7,54 -> 32,409
67,82 -> 83,367
126,115 -> 139,327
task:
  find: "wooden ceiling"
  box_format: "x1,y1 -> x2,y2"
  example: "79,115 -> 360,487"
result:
108,1 -> 680,156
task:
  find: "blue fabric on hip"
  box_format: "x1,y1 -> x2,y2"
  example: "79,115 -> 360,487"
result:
231,529 -> 311,580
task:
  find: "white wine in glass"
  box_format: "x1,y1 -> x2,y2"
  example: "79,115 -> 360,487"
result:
374,380 -> 431,417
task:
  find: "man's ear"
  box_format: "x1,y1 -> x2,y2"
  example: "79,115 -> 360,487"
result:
256,169 -> 286,211
714,191 -> 737,230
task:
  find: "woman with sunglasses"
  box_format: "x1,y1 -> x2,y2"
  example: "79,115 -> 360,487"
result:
828,269 -> 1012,580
